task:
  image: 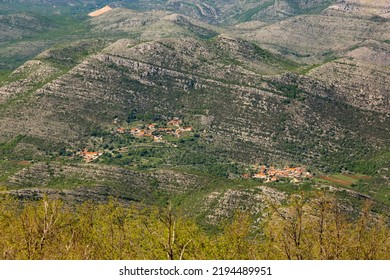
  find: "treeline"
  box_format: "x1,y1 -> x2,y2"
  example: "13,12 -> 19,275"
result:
0,193 -> 388,260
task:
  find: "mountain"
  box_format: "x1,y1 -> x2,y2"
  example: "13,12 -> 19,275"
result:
0,3 -> 389,230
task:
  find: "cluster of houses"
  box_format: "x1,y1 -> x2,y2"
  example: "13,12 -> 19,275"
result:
75,119 -> 193,163
115,118 -> 193,143
244,165 -> 312,182
77,150 -> 103,163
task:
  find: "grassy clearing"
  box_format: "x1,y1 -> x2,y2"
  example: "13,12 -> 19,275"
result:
317,173 -> 369,186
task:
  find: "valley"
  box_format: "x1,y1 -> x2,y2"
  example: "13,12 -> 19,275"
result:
0,0 -> 389,259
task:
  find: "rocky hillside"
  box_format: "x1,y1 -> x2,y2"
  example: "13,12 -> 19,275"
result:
0,4 -> 389,224
232,11 -> 389,63
0,7 -> 389,167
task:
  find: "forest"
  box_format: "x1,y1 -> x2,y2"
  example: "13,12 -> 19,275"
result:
0,192 -> 388,260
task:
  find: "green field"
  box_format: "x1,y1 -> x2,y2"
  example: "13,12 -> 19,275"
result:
316,173 -> 369,186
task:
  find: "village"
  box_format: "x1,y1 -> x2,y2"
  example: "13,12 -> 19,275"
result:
77,150 -> 103,163
115,117 -> 193,143
244,165 -> 312,182
75,119 -> 310,182
77,118 -> 193,162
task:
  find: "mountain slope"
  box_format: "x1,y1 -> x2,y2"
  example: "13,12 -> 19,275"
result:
0,4 -> 389,225
117,0 -> 339,23
232,13 -> 390,63
0,33 -> 388,171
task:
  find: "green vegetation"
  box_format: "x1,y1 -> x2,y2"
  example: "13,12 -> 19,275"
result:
38,40 -> 108,70
347,152 -> 390,176
315,173 -> 369,187
235,0 -> 275,22
0,12 -> 89,70
179,18 -> 219,40
0,193 -> 388,260
0,135 -> 25,158
0,68 -> 67,113
299,63 -> 321,75
1,2 -> 389,254
293,0 -> 336,15
0,71 -> 13,86
267,80 -> 303,99
0,160 -> 30,185
251,43 -> 299,70
343,152 -> 390,206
